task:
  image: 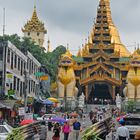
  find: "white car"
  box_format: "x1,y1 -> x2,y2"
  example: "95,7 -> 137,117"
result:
36,114 -> 57,121
124,115 -> 140,138
0,124 -> 12,140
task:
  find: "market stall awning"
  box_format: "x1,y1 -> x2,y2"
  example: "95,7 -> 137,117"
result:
47,97 -> 59,103
0,100 -> 16,109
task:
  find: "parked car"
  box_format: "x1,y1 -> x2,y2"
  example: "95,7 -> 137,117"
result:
36,114 -> 57,122
0,124 -> 13,140
124,115 -> 140,138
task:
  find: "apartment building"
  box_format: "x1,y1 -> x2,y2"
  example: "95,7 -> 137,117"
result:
0,40 -> 41,99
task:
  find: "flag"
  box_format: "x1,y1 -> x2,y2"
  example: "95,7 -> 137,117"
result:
40,75 -> 49,81
35,72 -> 45,77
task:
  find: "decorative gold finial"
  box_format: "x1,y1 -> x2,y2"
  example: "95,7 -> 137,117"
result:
47,38 -> 51,52
34,0 -> 36,9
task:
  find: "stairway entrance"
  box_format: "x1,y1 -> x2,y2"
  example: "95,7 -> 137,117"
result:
88,83 -> 113,104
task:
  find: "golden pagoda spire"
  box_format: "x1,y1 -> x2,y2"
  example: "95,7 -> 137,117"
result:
22,2 -> 47,48
64,44 -> 72,57
89,0 -> 130,57
77,47 -> 83,57
47,38 -> 51,52
22,5 -> 47,33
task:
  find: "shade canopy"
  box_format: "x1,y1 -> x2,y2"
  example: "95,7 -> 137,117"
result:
20,119 -> 35,126
47,97 -> 59,103
42,99 -> 53,105
50,117 -> 67,123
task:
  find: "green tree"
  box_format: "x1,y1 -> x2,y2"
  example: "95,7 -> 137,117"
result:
0,34 -> 66,82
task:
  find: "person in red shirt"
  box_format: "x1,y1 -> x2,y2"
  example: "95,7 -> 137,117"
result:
62,121 -> 71,140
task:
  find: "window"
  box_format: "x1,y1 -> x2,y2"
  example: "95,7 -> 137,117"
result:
14,55 -> 17,68
17,78 -> 20,91
10,83 -> 13,90
7,48 -> 10,63
0,126 -> 8,133
0,71 -> 2,86
11,52 -> 13,69
13,76 -> 16,90
20,81 -> 22,97
28,32 -> 30,36
18,58 -> 20,70
37,32 -> 40,36
0,47 -> 3,61
20,60 -> 23,75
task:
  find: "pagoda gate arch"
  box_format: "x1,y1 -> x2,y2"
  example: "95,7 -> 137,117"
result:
81,77 -> 121,104
87,81 -> 113,104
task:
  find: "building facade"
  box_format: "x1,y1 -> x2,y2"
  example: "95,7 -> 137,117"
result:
0,40 -> 41,100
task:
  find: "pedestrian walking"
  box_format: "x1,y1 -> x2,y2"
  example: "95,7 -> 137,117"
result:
73,119 -> 82,140
62,121 -> 71,140
92,116 -> 97,125
52,123 -> 61,140
40,121 -> 47,140
89,110 -> 94,121
48,116 -> 53,131
82,115 -> 86,128
115,119 -> 130,140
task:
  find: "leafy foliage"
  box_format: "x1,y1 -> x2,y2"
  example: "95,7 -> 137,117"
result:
0,34 -> 66,82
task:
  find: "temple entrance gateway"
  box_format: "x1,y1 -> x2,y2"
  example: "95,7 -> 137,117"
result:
93,84 -> 112,99
87,82 -> 114,104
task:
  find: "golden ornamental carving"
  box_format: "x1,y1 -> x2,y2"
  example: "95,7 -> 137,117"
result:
22,7 -> 47,33
128,76 -> 140,87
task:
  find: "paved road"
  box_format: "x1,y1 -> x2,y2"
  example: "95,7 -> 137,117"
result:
47,116 -> 92,140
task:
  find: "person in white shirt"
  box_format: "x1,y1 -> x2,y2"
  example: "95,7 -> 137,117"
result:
116,119 -> 130,140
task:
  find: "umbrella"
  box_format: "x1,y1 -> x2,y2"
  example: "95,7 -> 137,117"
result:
70,112 -> 78,117
116,115 -> 126,122
47,97 -> 59,103
20,119 -> 35,126
43,99 -> 53,105
50,117 -> 67,123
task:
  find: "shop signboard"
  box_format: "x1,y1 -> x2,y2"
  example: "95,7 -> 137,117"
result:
24,113 -> 33,120
18,107 -> 25,116
6,73 -> 13,84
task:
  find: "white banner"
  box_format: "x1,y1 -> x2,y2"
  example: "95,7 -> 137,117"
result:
24,113 -> 33,120
18,107 -> 25,116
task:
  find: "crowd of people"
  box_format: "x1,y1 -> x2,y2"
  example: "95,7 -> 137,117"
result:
38,112 -> 83,140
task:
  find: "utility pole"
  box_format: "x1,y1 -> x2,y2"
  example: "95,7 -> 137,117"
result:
3,8 -> 5,36
24,70 -> 28,114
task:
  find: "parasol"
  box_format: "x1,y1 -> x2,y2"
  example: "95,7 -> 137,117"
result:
50,117 -> 67,123
69,112 -> 78,117
42,99 -> 53,105
20,119 -> 35,126
47,97 -> 59,103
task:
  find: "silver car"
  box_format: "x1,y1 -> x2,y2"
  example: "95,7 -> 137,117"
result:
0,124 -> 12,140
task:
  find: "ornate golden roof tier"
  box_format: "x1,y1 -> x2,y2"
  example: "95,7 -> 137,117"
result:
89,0 -> 130,57
22,6 -> 47,33
80,74 -> 122,86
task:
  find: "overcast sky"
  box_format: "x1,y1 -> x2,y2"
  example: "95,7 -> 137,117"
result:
0,0 -> 140,54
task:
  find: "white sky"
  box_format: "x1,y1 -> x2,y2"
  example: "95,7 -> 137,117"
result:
0,0 -> 140,54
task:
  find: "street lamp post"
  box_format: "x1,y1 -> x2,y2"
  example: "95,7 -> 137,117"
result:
24,70 -> 28,113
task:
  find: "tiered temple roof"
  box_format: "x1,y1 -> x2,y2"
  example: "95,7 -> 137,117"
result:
79,0 -> 130,57
22,6 -> 47,33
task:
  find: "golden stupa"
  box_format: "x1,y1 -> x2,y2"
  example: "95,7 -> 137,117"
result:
58,0 -> 140,102
22,6 -> 47,33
